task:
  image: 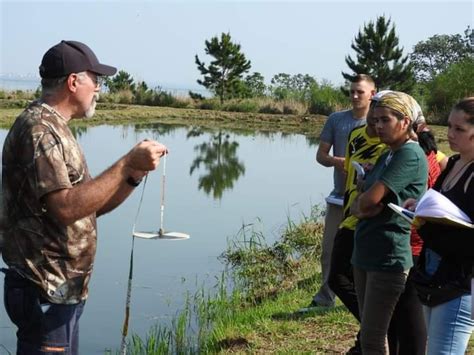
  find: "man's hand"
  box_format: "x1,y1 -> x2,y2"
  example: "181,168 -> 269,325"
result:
332,156 -> 345,172
350,195 -> 384,219
125,140 -> 168,175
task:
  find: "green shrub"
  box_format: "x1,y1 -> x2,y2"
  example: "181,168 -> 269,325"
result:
99,90 -> 133,104
0,98 -> 31,108
309,84 -> 349,115
222,99 -> 259,113
258,103 -> 283,114
282,100 -> 307,115
197,99 -> 222,111
220,214 -> 324,302
425,57 -> 474,124
0,89 -> 36,101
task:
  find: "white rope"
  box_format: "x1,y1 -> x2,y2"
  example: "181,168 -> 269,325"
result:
120,174 -> 148,355
159,153 -> 167,235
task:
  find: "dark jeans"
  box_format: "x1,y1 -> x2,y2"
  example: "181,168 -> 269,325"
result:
3,270 -> 85,355
328,229 -> 426,354
328,227 -> 360,321
388,256 -> 427,355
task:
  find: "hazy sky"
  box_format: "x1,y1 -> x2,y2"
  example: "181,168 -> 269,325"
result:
1,0 -> 472,91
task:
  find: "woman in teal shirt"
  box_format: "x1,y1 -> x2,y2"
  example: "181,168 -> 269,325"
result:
350,91 -> 428,354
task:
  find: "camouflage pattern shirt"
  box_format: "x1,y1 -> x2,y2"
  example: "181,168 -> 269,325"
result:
2,101 -> 97,304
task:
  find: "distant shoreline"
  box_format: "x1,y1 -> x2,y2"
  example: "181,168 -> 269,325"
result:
0,78 -> 40,91
0,78 -> 210,97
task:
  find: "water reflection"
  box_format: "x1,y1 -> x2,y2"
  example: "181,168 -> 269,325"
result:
130,123 -> 246,199
134,122 -> 186,137
70,122 -> 317,201
0,124 -> 333,353
188,128 -> 245,200
69,125 -> 89,139
305,135 -> 320,147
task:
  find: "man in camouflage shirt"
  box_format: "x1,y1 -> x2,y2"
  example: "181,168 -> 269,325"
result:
2,40 -> 167,354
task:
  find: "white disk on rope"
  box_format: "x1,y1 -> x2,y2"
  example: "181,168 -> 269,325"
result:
132,153 -> 190,241
133,231 -> 190,240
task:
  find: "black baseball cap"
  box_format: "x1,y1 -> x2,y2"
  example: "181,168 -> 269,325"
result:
39,40 -> 117,79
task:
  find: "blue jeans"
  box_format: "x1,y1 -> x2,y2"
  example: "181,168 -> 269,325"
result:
3,270 -> 85,355
423,294 -> 474,355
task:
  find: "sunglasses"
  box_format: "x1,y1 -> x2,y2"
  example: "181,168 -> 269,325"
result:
75,72 -> 105,88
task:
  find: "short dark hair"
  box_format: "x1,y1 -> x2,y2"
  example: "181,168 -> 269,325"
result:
453,97 -> 474,124
41,75 -> 68,98
352,74 -> 375,87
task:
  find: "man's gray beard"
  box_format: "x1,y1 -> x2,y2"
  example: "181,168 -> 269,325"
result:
84,94 -> 99,119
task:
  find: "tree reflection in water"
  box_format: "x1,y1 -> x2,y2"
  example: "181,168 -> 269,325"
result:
188,127 -> 245,200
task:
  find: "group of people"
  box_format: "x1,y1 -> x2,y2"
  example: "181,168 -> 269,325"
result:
309,73 -> 474,354
0,40 -> 472,355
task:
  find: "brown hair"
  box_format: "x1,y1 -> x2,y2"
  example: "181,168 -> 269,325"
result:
453,97 -> 474,124
352,74 -> 375,87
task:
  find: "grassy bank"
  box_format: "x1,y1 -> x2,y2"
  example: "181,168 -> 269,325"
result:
0,101 -> 327,136
120,211 -> 361,354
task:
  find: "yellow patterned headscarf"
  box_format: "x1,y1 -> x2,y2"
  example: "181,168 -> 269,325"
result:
372,91 -> 424,124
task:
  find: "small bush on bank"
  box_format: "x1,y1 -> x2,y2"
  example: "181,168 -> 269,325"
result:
309,83 -> 350,115
282,99 -> 307,115
0,98 -> 31,108
151,91 -> 191,108
99,89 -> 192,108
222,99 -> 259,113
0,89 -> 36,101
205,97 -> 308,115
220,211 -> 324,303
258,103 -> 282,114
100,89 -> 134,104
197,98 -> 222,111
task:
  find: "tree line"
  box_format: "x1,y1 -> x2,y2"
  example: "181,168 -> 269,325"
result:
102,15 -> 473,123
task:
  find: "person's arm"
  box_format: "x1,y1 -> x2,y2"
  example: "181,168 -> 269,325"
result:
44,140 -> 166,226
436,151 -> 449,172
350,181 -> 387,218
316,141 -> 345,172
439,157 -> 449,172
96,172 -> 145,217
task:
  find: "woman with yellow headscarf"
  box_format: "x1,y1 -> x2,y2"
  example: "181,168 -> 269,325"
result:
350,91 -> 428,354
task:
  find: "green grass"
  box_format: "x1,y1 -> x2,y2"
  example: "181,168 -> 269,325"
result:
205,285 -> 359,354
118,212 -> 361,354
118,207 -> 474,355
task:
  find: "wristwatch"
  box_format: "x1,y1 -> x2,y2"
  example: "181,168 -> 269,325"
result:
126,176 -> 143,187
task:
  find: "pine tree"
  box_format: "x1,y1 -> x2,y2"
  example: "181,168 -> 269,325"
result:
195,32 -> 251,103
342,16 -> 414,93
105,70 -> 136,93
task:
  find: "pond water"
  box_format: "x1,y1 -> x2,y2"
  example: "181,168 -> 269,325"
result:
0,122 -> 332,353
